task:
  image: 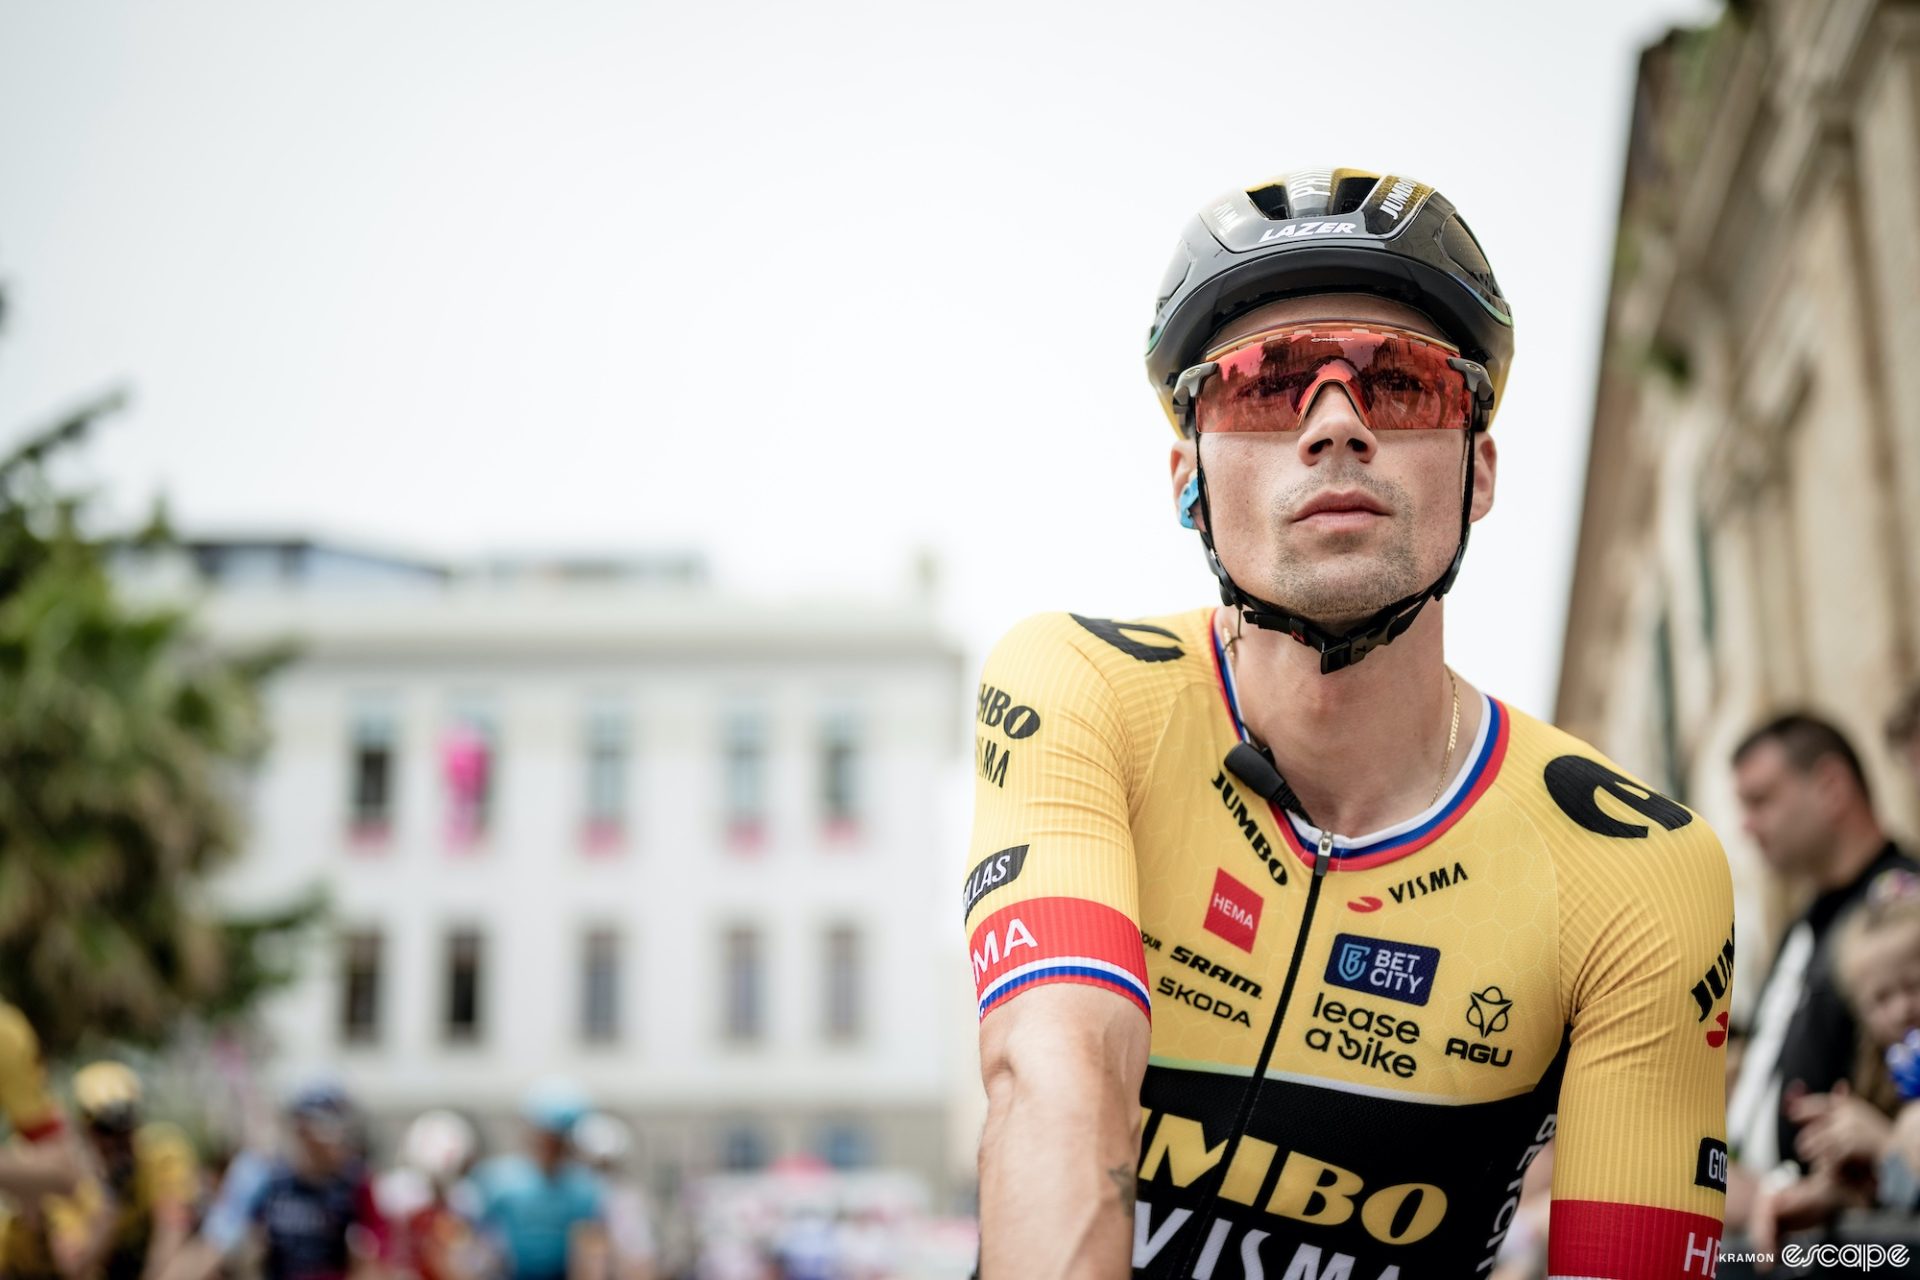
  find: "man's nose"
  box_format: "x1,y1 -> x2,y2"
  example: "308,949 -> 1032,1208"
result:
1296,381 -> 1376,465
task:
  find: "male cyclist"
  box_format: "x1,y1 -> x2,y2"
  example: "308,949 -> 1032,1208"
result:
966,170 -> 1734,1279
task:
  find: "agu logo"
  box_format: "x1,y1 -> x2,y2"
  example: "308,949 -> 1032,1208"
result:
1325,933 -> 1440,1006
1204,868 -> 1263,952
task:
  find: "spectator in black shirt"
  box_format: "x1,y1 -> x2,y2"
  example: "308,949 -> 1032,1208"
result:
1728,713 -> 1916,1186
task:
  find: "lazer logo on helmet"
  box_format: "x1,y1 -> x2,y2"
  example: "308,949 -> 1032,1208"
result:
1257,220 -> 1357,242
1325,934 -> 1440,1006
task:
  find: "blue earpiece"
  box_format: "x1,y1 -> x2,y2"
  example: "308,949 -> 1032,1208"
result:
1179,473 -> 1202,529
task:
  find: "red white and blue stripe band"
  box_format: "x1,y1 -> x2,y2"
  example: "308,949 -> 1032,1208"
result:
1209,612 -> 1511,870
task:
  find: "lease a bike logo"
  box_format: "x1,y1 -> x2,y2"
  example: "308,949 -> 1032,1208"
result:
1543,756 -> 1692,838
1069,613 -> 1184,663
1324,933 -> 1439,1006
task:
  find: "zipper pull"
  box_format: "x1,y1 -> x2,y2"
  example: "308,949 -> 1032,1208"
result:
1315,832 -> 1334,878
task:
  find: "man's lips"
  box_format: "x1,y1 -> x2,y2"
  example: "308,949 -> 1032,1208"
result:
1292,491 -> 1389,526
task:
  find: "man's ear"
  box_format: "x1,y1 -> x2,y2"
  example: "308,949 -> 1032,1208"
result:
1171,440 -> 1201,529
1469,432 -> 1498,524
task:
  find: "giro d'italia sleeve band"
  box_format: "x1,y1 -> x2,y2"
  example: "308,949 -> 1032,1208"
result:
963,613 -> 1149,1021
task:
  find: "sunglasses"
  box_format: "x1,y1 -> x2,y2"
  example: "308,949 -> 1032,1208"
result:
1171,323 -> 1493,437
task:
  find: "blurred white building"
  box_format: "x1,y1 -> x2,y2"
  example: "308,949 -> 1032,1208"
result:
176,539 -> 969,1204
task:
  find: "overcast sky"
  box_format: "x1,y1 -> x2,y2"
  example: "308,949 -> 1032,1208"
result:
0,0 -> 1718,717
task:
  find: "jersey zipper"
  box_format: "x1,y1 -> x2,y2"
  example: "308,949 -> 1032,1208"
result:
1171,831 -> 1335,1277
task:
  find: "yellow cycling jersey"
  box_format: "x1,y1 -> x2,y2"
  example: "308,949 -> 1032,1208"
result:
965,608 -> 1735,1280
41,1123 -> 200,1277
0,1002 -> 62,1145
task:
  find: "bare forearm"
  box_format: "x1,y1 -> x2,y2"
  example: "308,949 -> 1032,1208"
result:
978,1064 -> 1140,1278
0,1139 -> 82,1199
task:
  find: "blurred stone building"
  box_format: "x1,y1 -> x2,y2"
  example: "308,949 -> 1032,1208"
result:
1557,0 -> 1920,987
170,538 -> 970,1205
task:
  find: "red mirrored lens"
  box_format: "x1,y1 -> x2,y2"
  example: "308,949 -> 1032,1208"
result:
1194,327 -> 1473,434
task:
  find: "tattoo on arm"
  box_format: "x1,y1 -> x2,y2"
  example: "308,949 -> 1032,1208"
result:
1107,1163 -> 1136,1216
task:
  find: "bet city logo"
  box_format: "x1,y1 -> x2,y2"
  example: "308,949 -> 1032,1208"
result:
1324,934 -> 1440,1006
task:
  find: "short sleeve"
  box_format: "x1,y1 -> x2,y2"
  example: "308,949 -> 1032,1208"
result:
963,614 -> 1148,1022
1549,817 -> 1734,1278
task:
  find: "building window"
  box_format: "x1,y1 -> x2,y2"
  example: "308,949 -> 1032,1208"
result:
719,1124 -> 769,1172
582,928 -> 622,1045
445,928 -> 485,1043
444,705 -> 497,847
348,706 -> 396,843
723,709 -> 767,846
823,925 -> 861,1042
339,929 -> 383,1046
722,926 -> 764,1043
583,705 -> 629,851
817,1121 -> 872,1170
819,709 -> 860,838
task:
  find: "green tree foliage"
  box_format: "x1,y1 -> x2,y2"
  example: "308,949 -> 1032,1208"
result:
0,290 -> 318,1058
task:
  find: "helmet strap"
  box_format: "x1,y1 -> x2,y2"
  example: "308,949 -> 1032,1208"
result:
1190,425 -> 1479,676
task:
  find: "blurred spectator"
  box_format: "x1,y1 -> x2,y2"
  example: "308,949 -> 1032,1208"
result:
1728,716 -> 1917,1192
1751,869 -> 1920,1246
571,1113 -> 656,1280
41,1060 -> 198,1279
176,1081 -> 390,1280
378,1109 -> 484,1280
0,1000 -> 81,1277
471,1080 -> 607,1280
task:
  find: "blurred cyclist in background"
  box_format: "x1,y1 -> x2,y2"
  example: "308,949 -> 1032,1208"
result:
43,1060 -> 198,1280
471,1080 -> 607,1280
179,1081 -> 390,1280
378,1109 -> 484,1280
571,1113 -> 656,1280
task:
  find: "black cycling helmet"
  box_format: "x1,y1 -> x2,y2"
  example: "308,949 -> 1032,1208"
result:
1147,167 -> 1513,433
1149,168 -> 1515,674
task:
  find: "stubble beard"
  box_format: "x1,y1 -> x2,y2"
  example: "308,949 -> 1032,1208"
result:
1258,472 -> 1427,629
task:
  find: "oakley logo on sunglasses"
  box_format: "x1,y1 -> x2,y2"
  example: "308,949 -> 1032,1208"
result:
1258,221 -> 1358,243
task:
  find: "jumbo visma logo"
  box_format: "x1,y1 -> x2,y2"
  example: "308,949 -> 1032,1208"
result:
1133,1108 -> 1448,1276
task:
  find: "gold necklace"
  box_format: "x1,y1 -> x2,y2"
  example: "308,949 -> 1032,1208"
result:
1428,667 -> 1461,808
1218,611 -> 1460,812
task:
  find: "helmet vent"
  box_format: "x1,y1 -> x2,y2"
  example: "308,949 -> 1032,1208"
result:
1247,183 -> 1291,220
1332,175 -> 1377,216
